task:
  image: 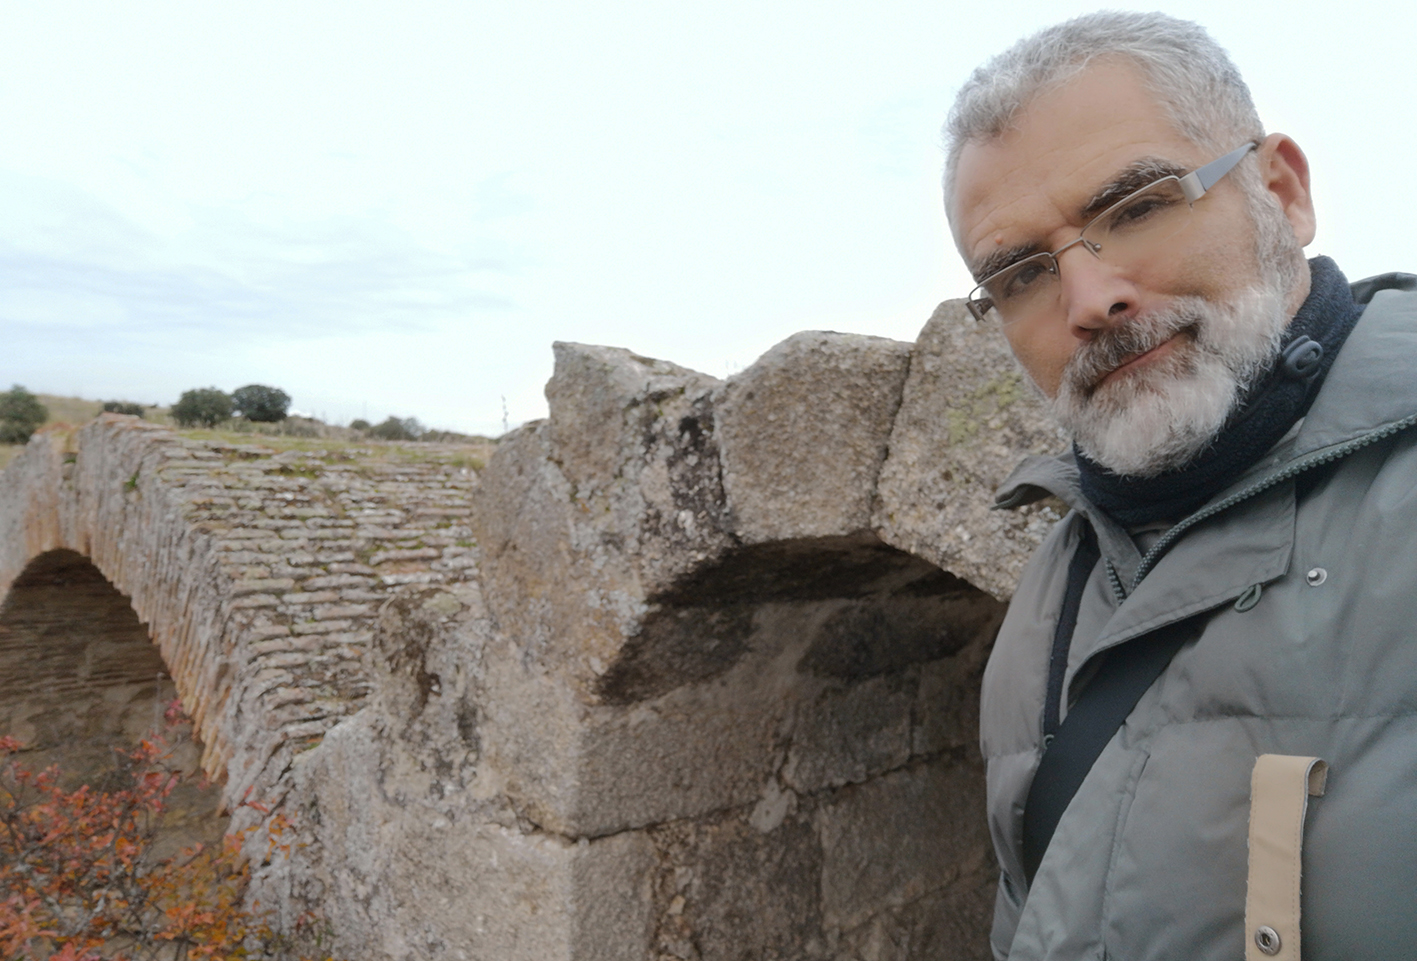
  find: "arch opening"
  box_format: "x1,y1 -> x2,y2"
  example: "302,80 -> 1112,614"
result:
597,534 -> 1007,705
576,535 -> 1007,958
0,548 -> 226,856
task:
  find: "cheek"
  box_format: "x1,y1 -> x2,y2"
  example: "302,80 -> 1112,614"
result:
1163,204 -> 1264,299
1003,323 -> 1073,398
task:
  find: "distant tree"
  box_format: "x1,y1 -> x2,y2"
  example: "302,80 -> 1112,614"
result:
170,388 -> 233,428
101,400 -> 145,418
231,384 -> 291,423
0,385 -> 48,444
368,416 -> 424,441
349,418 -> 371,431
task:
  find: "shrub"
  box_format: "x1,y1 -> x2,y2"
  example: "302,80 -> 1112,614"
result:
0,708 -> 342,961
348,419 -> 370,431
0,386 -> 47,444
421,429 -> 489,444
171,388 -> 233,429
232,385 -> 291,423
367,416 -> 424,442
102,401 -> 146,418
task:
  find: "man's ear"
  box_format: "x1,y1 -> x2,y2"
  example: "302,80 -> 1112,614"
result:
1260,133 -> 1316,246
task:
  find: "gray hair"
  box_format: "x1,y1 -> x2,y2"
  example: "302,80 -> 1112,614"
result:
943,11 -> 1265,222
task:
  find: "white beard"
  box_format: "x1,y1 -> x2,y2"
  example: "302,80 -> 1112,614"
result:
1049,280 -> 1290,477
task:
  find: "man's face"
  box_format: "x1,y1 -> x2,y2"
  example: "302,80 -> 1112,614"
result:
951,60 -> 1305,476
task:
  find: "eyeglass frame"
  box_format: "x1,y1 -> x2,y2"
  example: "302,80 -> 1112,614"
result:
965,141 -> 1259,323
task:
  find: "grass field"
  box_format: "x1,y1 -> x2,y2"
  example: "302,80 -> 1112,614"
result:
0,394 -> 494,473
29,394 -> 174,428
0,394 -> 172,471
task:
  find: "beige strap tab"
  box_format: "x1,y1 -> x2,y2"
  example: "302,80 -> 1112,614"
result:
1245,754 -> 1327,961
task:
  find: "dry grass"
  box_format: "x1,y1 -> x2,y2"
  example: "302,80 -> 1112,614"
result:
33,394 -> 173,427
178,428 -> 495,469
2,395 -> 496,476
35,394 -> 102,426
2,396 -> 170,472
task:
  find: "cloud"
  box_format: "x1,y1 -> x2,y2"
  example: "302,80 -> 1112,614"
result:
0,175 -> 518,342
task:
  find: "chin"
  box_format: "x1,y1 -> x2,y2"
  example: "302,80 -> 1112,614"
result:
1074,356 -> 1241,476
1053,283 -> 1290,477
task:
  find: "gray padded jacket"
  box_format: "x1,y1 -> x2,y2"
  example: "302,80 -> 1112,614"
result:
982,275 -> 1417,960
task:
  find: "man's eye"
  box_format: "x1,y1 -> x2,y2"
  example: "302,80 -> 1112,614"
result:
997,260 -> 1052,300
1109,192 -> 1179,229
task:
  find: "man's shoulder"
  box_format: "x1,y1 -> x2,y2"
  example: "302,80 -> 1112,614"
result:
1299,274 -> 1417,451
1350,271 -> 1417,306
993,451 -> 1079,511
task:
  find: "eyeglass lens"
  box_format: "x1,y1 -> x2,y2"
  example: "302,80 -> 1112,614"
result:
975,178 -> 1194,324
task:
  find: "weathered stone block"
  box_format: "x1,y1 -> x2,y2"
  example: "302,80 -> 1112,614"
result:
716,331 -> 912,543
912,634 -> 994,760
782,672 -> 914,794
833,877 -> 997,961
474,343 -> 740,707
648,811 -> 825,961
873,298 -> 1069,600
816,760 -> 992,933
280,583 -> 657,961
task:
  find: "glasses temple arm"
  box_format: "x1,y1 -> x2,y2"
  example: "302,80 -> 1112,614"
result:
1177,142 -> 1259,203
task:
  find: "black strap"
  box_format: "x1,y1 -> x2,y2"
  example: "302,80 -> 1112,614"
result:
1020,554 -> 1197,884
1042,525 -> 1099,741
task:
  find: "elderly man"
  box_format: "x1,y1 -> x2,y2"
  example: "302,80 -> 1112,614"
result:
945,11 -> 1417,960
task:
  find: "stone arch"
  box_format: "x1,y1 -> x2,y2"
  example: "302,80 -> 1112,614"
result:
587,533 -> 1008,959
596,533 -> 1004,706
0,547 -> 226,852
1,425 -> 238,783
1,418 -> 484,823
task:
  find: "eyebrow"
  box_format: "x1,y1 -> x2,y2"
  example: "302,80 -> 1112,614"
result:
969,156 -> 1193,282
972,242 -> 1043,283
1079,157 -> 1189,219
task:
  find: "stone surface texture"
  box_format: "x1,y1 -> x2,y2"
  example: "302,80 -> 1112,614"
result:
874,300 -> 1069,599
716,331 -> 913,543
0,300 -> 1072,960
0,417 -> 483,816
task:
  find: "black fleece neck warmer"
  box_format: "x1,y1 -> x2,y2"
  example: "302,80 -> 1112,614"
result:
1076,256 -> 1364,527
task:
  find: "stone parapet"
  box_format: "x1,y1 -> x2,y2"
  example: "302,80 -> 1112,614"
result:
284,311 -> 1058,959
1,301 -> 1069,960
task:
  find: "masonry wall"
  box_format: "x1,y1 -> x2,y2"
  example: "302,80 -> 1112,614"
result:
0,420 -> 486,821
0,300 -> 1068,960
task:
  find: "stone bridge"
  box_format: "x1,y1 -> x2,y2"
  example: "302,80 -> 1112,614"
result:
0,301 -> 1066,961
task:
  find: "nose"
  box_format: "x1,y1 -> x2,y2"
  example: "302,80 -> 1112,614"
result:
1056,242 -> 1137,340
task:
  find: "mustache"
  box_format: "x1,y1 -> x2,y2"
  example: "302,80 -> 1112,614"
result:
1063,302 -> 1206,396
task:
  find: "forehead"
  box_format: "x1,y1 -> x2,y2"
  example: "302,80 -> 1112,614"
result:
952,59 -> 1208,271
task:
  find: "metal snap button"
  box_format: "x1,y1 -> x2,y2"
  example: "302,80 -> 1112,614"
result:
1306,567 -> 1327,587
1255,925 -> 1281,955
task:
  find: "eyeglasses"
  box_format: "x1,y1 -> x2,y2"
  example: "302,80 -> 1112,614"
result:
965,142 -> 1258,325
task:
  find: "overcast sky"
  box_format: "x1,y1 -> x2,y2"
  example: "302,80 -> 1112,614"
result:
3,1 -> 1413,435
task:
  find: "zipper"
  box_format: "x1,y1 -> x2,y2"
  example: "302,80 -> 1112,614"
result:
1104,557 -> 1127,604
1131,414 -> 1417,591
